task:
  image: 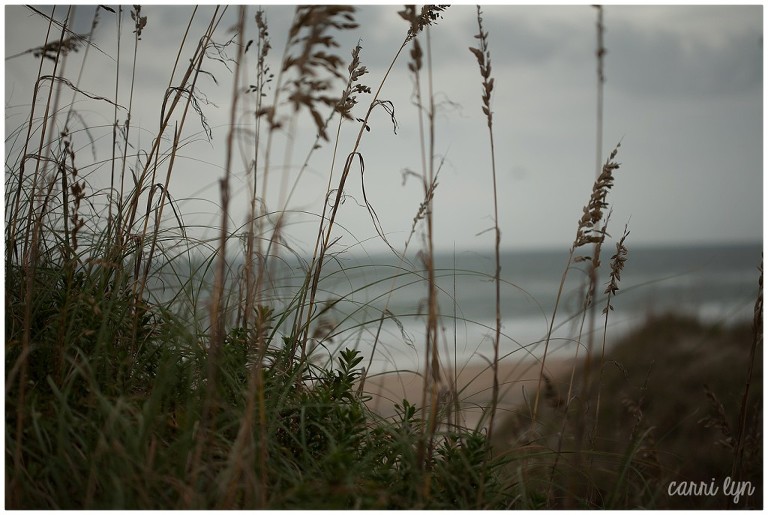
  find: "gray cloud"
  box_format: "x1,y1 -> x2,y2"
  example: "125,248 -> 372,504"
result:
609,24 -> 762,99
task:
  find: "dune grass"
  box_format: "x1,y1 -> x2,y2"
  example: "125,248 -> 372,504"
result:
5,5 -> 762,509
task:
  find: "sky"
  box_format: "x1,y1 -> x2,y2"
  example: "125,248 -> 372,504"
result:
4,4 -> 764,255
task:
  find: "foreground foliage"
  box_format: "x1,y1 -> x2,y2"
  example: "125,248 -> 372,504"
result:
6,269 -> 509,508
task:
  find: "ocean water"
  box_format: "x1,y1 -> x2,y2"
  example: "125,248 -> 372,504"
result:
153,242 -> 762,374
309,242 -> 762,373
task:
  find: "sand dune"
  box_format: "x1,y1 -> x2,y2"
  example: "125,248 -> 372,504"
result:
362,357 -> 574,430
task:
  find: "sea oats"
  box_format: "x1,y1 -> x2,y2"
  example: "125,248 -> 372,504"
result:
603,224 -> 629,313
575,143 -> 621,252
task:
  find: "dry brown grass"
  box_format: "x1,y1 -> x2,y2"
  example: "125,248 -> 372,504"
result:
469,5 -> 502,444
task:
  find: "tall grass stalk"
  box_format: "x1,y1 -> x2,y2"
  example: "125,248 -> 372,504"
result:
569,11 -> 612,503
567,211 -> 610,506
9,7 -> 70,503
538,143 -> 622,505
186,5 -> 233,497
239,8 -> 271,507
594,5 -> 605,180
592,223 -> 629,438
394,8 -> 448,499
112,4 -> 141,252
533,4 -> 612,431
469,5 -> 501,443
208,7 -> 251,508
106,6 -> 123,252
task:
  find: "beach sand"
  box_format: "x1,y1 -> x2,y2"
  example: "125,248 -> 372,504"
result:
362,357 -> 575,431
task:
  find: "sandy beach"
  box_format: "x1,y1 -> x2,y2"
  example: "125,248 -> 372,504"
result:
362,357 -> 575,430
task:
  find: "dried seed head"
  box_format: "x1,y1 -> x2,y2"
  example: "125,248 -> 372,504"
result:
399,5 -> 449,42
267,6 -> 360,140
602,224 -> 630,314
337,43 -> 371,119
469,6 -> 494,128
604,225 -> 629,297
131,5 -> 147,39
574,142 -> 621,250
408,38 -> 423,72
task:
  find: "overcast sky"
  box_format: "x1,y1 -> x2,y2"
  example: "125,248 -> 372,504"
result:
4,4 -> 763,254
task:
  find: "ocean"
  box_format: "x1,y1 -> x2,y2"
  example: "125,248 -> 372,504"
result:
278,242 -> 762,373
153,242 -> 762,374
